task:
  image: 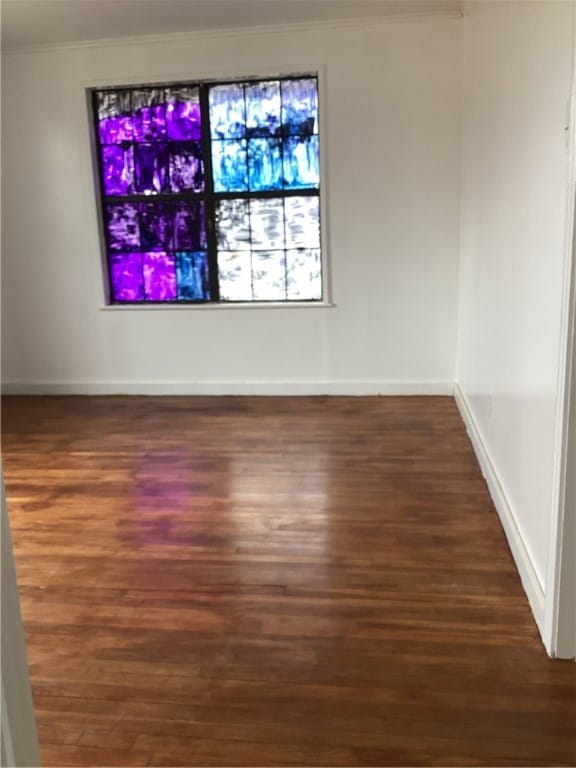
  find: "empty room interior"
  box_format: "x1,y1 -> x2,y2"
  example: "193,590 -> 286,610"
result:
1,0 -> 576,766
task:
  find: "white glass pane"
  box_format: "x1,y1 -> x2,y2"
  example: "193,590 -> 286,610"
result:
286,249 -> 322,300
216,199 -> 251,251
249,198 -> 285,250
252,251 -> 286,301
284,197 -> 320,248
218,251 -> 253,301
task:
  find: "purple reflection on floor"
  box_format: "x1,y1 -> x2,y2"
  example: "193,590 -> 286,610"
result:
99,115 -> 133,144
134,104 -> 166,142
166,100 -> 202,140
135,144 -> 169,193
101,145 -> 134,196
110,252 -> 144,301
143,252 -> 177,301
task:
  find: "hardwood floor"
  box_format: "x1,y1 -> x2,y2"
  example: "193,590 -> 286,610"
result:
2,395 -> 575,767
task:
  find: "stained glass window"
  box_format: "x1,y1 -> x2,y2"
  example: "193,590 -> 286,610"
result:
93,76 -> 322,304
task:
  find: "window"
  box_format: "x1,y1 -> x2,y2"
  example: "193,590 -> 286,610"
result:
92,75 -> 323,305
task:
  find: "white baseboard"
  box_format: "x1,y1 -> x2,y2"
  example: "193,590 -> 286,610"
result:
1,380 -> 454,396
454,383 -> 546,638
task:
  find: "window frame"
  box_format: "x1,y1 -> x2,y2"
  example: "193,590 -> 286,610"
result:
87,69 -> 331,309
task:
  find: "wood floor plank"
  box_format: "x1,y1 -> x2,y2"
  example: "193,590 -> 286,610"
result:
2,395 -> 575,767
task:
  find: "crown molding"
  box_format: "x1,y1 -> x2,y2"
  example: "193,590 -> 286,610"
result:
2,8 -> 462,56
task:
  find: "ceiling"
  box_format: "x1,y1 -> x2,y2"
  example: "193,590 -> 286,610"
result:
1,0 -> 461,50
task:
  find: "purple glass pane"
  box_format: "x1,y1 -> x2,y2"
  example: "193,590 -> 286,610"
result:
101,145 -> 134,196
139,202 -> 173,250
97,90 -> 133,143
133,89 -> 166,142
106,204 -> 140,251
166,87 -> 202,140
143,251 -> 177,301
110,252 -> 143,302
99,116 -> 134,144
174,201 -> 205,250
169,142 -> 204,192
134,144 -> 169,194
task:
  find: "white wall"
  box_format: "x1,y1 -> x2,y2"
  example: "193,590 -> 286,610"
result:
456,0 -> 574,633
1,16 -> 461,395
554,314 -> 575,657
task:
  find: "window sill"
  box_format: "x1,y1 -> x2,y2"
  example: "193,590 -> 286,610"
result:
99,301 -> 335,311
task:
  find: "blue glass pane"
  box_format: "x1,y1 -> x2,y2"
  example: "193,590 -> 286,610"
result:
110,252 -> 143,301
176,251 -> 210,300
101,145 -> 134,196
134,144 -> 169,194
248,139 -> 282,191
245,81 -> 281,138
283,136 -> 319,189
174,201 -> 206,250
211,140 -> 248,192
132,89 -> 166,142
97,90 -> 133,143
249,199 -> 284,250
216,199 -> 250,251
166,87 -> 201,140
139,202 -> 173,250
169,142 -> 203,192
281,79 -> 318,136
106,204 -> 140,251
209,84 -> 245,139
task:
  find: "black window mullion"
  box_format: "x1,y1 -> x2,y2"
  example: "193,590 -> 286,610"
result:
199,84 -> 220,302
104,192 -> 205,205
212,188 -> 319,202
